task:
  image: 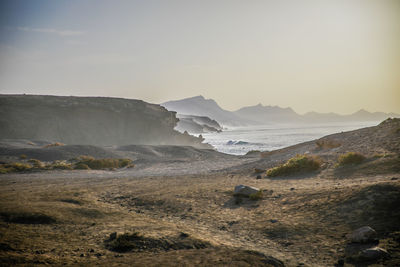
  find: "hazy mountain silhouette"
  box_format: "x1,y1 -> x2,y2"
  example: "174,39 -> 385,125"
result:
161,95 -> 249,126
234,103 -> 301,123
162,96 -> 399,126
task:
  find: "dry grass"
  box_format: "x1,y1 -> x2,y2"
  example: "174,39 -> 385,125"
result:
266,154 -> 322,177
336,152 -> 366,167
76,156 -> 134,170
0,157 -> 134,174
0,162 -> 32,173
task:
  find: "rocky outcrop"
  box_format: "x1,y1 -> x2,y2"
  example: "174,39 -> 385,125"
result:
175,114 -> 223,134
0,95 -> 211,148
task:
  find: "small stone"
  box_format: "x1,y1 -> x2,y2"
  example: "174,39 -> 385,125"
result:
256,175 -> 262,179
270,219 -> 278,223
290,188 -> 295,191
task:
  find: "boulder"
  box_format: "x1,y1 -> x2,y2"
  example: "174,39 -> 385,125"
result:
234,185 -> 260,197
348,226 -> 377,243
360,247 -> 389,261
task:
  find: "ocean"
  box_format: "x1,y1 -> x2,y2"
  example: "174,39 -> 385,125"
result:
202,121 -> 380,155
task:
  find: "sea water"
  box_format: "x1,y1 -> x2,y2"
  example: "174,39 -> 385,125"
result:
202,121 -> 380,155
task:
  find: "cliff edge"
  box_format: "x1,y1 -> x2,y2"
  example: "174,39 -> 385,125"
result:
0,95 -> 211,148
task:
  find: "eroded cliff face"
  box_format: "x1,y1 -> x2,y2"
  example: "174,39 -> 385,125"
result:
0,95 -> 211,148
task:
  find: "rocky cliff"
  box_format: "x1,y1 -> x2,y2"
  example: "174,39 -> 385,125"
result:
0,95 -> 211,148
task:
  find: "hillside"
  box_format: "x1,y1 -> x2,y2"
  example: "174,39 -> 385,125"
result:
0,95 -> 210,148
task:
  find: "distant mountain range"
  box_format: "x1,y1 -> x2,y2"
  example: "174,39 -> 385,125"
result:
162,96 -> 250,126
162,95 -> 399,126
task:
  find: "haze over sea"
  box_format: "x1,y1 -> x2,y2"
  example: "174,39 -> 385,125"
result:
202,121 -> 380,155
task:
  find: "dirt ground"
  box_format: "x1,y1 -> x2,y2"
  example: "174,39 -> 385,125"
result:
0,166 -> 399,266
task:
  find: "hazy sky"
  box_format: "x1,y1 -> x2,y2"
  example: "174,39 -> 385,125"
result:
0,0 -> 399,114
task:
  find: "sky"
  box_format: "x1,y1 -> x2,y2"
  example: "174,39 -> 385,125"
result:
0,0 -> 399,115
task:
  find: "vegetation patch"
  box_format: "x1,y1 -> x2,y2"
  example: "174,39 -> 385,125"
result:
74,162 -> 90,170
316,139 -> 341,149
27,159 -> 45,168
0,156 -> 134,174
76,156 -> 134,170
266,154 -> 322,177
0,162 -> 32,173
48,161 -> 73,170
0,211 -> 56,224
43,142 -> 65,148
105,232 -> 210,253
336,152 -> 365,167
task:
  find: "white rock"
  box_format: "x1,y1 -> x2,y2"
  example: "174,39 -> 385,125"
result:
234,185 -> 260,196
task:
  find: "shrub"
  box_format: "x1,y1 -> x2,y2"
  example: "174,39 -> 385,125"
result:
19,154 -> 27,159
1,162 -> 32,173
76,156 -> 133,170
28,159 -> 45,169
74,163 -> 91,170
266,155 -> 322,177
249,190 -> 263,201
316,139 -> 341,149
49,161 -> 73,170
337,152 -> 365,166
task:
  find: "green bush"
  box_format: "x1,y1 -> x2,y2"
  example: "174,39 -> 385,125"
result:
337,152 -> 365,166
266,155 -> 322,177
